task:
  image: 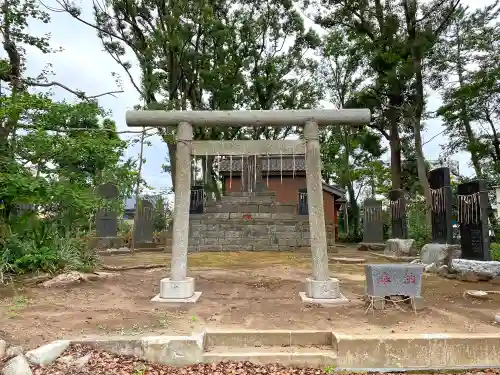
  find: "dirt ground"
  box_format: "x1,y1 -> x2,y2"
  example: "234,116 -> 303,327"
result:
2,247 -> 500,350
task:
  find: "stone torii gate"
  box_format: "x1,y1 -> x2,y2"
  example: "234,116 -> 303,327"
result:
126,109 -> 371,304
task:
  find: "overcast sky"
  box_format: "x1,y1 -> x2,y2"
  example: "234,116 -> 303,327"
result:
10,0 -> 493,196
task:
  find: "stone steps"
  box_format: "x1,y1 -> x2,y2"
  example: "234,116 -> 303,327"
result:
203,348 -> 337,367
202,330 -> 336,368
204,201 -> 297,214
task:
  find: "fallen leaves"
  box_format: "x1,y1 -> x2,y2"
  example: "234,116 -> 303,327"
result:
29,344 -> 500,375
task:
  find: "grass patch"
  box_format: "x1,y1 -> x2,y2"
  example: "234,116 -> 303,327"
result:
5,295 -> 30,318
100,251 -> 313,269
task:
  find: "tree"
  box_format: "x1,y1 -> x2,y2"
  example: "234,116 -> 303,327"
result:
313,0 -> 461,219
57,0 -> 322,197
433,2 -> 500,179
318,28 -> 385,239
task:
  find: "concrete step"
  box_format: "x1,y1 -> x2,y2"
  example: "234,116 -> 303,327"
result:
204,329 -> 333,347
203,346 -> 337,368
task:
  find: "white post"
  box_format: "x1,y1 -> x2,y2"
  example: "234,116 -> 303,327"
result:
300,121 -> 347,304
152,121 -> 201,303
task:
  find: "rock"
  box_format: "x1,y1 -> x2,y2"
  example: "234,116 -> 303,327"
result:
25,340 -> 70,366
73,354 -> 91,368
42,272 -> 85,288
0,340 -> 6,359
117,247 -> 130,252
410,259 -> 422,264
358,243 -> 385,252
384,238 -> 417,257
451,259 -> 500,277
56,355 -> 74,364
1,355 -> 32,375
437,265 -> 449,276
42,272 -> 116,288
420,243 -> 461,267
424,263 -> 438,273
444,273 -> 457,279
6,347 -> 23,359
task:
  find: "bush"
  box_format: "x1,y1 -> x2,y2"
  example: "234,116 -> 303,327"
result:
407,201 -> 432,251
491,243 -> 500,261
1,219 -> 97,277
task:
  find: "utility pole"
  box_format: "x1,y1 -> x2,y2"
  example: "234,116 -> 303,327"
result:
130,127 -> 146,252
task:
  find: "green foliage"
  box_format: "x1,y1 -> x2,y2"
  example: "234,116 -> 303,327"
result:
407,201 -> 432,251
1,218 -> 97,276
491,243 -> 500,262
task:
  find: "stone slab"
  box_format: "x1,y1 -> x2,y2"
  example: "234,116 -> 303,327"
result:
299,292 -> 350,306
1,355 -> 33,375
151,292 -> 202,304
451,259 -> 500,276
369,252 -> 418,262
358,242 -> 385,252
25,340 -> 70,366
420,243 -> 461,267
329,257 -> 366,264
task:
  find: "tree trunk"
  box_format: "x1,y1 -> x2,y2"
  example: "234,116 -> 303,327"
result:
389,122 -> 403,190
346,181 -> 359,238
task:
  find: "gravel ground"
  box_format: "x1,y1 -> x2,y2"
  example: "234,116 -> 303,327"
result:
28,345 -> 500,375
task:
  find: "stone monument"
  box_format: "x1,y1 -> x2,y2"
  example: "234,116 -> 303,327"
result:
457,180 -> 491,261
420,167 -> 460,267
92,183 -> 123,249
384,189 -> 416,257
358,198 -> 385,251
126,108 -> 371,304
134,199 -> 154,243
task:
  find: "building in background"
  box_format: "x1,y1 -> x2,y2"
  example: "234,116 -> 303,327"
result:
218,155 -> 346,240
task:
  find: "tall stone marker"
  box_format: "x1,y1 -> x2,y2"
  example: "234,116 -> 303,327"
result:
388,189 -> 408,239
134,199 -> 154,242
362,198 -> 384,244
420,167 -> 461,267
457,180 -> 490,261
429,167 -> 453,244
95,183 -> 119,238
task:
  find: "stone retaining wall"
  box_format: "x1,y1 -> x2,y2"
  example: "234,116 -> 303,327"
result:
188,214 -> 336,251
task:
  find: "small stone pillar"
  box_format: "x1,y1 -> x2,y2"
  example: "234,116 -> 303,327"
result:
300,121 -> 348,305
152,121 -> 201,303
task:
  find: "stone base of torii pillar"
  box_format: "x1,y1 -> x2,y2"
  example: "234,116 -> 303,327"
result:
299,278 -> 350,305
151,277 -> 202,303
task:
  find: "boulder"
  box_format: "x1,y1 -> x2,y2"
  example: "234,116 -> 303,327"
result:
25,341 -> 70,366
424,263 -> 438,273
5,347 -> 23,359
420,243 -> 461,267
0,340 -> 6,360
384,239 -> 417,257
451,259 -> 500,277
1,355 -> 32,375
437,265 -> 449,277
